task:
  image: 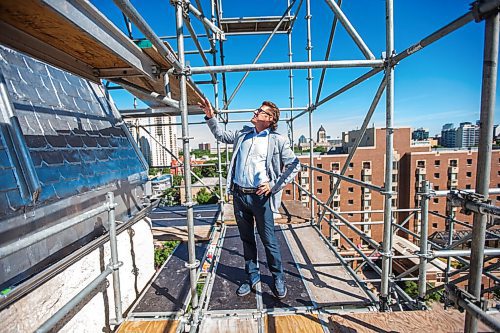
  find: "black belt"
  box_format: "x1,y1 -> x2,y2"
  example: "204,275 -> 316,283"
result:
233,184 -> 258,194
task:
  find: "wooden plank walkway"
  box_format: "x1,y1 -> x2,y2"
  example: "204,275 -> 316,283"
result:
116,320 -> 179,333
327,306 -> 498,332
282,223 -> 372,308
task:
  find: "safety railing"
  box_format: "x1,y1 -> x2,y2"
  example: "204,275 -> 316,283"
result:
34,192 -> 123,333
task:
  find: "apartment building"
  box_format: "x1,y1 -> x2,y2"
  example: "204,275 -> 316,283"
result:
284,127 -> 500,250
126,116 -> 178,167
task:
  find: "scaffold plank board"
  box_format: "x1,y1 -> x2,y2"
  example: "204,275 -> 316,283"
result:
282,224 -> 371,307
266,314 -> 324,333
199,317 -> 260,333
131,241 -> 208,314
257,227 -> 313,309
207,227 -> 258,311
220,16 -> 294,35
327,307 -> 496,333
0,0 -> 204,109
116,320 -> 179,333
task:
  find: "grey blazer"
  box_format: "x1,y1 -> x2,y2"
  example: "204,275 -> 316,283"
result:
206,117 -> 301,213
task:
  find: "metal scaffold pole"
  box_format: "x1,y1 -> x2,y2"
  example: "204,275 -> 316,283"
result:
380,0 -> 395,311
174,0 -> 200,328
417,181 -> 430,309
464,4 -> 499,332
305,0 -> 315,226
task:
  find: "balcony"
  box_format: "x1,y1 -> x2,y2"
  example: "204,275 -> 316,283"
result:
448,179 -> 459,188
363,193 -> 372,200
448,166 -> 459,174
361,168 -> 372,176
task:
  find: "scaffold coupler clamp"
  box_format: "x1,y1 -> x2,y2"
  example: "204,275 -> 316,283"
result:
185,259 -> 200,269
172,65 -> 192,78
379,295 -> 390,312
471,0 -> 500,22
383,50 -> 398,69
444,284 -> 483,312
183,200 -> 196,208
108,260 -> 124,271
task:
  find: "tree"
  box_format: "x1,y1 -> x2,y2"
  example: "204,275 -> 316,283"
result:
196,188 -> 218,204
201,165 -> 217,177
314,146 -> 327,153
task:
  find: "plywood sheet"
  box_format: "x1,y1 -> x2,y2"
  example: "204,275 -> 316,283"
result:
282,224 -> 371,307
199,317 -> 260,333
0,0 -> 204,106
266,314 -> 324,333
152,226 -> 212,241
328,307 -> 496,333
116,320 -> 178,333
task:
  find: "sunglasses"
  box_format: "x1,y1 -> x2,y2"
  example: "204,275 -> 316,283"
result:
255,108 -> 272,117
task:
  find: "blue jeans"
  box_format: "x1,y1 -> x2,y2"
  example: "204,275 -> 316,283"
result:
233,190 -> 284,281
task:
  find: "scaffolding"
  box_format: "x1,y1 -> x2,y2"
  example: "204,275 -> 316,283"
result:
1,0 -> 499,332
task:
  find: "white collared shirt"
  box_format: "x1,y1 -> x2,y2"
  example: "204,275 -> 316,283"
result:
233,128 -> 270,188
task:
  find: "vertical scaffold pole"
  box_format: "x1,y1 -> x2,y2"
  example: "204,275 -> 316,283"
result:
305,0 -> 315,225
417,181 -> 430,309
380,0 -> 395,312
465,6 -> 498,333
107,191 -> 123,325
287,22 -> 296,200
211,0 -> 224,224
174,0 -> 200,325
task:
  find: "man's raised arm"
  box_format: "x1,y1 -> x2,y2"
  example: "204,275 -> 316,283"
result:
198,97 -> 237,144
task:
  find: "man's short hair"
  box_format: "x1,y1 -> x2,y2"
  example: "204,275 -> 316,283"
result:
262,101 -> 280,131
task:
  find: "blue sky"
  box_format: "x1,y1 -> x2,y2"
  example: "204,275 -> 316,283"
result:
93,0 -> 499,146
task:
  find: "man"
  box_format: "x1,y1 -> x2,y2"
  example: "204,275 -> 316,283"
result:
198,98 -> 300,299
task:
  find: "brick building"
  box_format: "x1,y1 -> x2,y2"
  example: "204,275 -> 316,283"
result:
283,127 -> 500,250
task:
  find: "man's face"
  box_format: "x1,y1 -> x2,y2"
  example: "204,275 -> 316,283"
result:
251,104 -> 274,128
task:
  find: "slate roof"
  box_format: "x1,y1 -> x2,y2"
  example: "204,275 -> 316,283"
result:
0,45 -> 147,219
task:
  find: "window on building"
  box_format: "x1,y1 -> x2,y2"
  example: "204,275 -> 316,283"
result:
432,223 -> 438,229
434,160 -> 440,166
467,158 -> 473,165
317,188 -> 323,194
392,186 -> 397,192
496,196 -> 500,202
333,201 -> 340,207
465,184 -> 471,189
363,161 -> 371,169
349,162 -> 354,168
417,160 -> 426,168
434,173 -> 440,179
363,200 -> 371,207
348,213 -> 354,217
348,199 -> 354,205
450,173 -> 458,180
392,174 -> 398,182
449,159 -> 458,167
285,189 -> 291,195
348,187 -> 354,193
393,161 -> 398,169
433,198 -> 439,204
317,163 -> 323,168
434,185 -> 439,190
466,171 -> 472,178
332,162 -> 340,171
317,176 -> 322,181
391,198 -> 397,206
348,175 -> 354,178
